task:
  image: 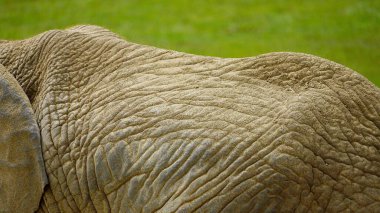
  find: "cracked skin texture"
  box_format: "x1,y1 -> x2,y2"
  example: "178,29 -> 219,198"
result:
0,25 -> 379,212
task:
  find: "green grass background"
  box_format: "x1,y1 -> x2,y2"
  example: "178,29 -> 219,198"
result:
0,0 -> 379,86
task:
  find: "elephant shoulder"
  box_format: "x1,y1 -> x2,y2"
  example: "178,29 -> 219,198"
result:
23,25 -> 123,48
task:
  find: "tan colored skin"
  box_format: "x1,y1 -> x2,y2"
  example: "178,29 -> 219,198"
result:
0,25 -> 379,212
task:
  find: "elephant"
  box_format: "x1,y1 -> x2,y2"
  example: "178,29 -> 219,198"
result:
0,25 -> 379,213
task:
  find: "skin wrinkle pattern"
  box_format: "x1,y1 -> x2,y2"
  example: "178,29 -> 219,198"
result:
0,25 -> 378,212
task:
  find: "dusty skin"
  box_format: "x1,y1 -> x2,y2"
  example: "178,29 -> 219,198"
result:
0,25 -> 379,212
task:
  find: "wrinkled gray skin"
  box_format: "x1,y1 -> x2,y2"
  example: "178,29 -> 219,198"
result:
0,25 -> 379,212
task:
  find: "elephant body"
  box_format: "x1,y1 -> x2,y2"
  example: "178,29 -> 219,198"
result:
0,25 -> 379,212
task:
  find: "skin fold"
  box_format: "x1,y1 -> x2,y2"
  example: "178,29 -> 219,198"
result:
0,25 -> 379,212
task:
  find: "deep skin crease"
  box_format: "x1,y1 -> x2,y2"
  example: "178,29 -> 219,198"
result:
0,25 -> 379,212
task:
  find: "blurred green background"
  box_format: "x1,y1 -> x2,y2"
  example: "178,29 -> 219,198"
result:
0,0 -> 379,86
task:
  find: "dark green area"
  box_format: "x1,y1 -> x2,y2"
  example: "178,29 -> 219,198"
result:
0,0 -> 379,86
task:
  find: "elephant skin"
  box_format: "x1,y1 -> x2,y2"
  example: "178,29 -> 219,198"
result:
0,25 -> 379,212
